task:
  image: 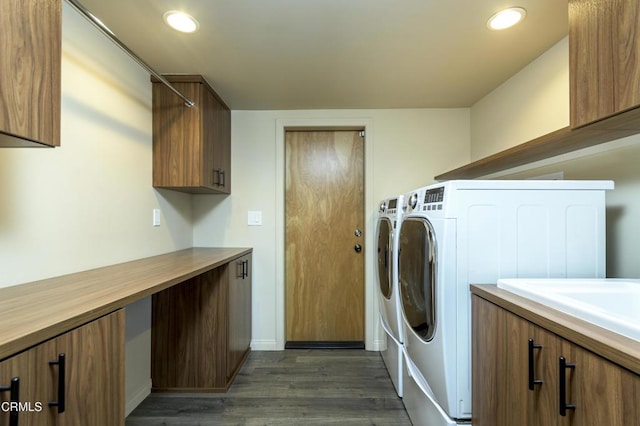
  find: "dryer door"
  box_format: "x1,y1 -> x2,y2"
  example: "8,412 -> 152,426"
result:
377,217 -> 393,299
399,217 -> 437,342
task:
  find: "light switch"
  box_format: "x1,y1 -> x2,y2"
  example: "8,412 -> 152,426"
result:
248,211 -> 262,226
153,209 -> 161,227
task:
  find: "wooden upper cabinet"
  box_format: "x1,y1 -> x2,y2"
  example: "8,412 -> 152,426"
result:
0,0 -> 61,147
152,75 -> 231,194
569,0 -> 640,128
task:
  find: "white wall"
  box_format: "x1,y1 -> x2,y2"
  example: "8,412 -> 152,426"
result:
193,109 -> 470,350
0,3 -> 193,415
471,37 -> 569,160
470,36 -> 640,278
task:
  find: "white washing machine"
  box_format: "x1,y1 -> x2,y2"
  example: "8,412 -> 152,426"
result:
397,179 -> 613,425
376,194 -> 404,397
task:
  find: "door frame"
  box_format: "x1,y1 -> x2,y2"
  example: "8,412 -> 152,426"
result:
275,118 -> 376,350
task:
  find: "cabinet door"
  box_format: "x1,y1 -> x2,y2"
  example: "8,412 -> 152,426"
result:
500,309 -> 534,425
569,0 -> 640,127
472,295 -> 504,425
529,326 -> 560,425
152,81 -> 204,189
58,310 -> 125,426
0,311 -> 124,426
473,296 -> 550,426
227,255 -> 252,381
473,296 -> 561,426
216,101 -> 231,194
202,88 -> 231,193
559,341 -> 640,426
0,339 -> 58,425
0,0 -> 61,147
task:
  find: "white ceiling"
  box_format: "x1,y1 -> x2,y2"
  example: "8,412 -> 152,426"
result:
75,0 -> 568,110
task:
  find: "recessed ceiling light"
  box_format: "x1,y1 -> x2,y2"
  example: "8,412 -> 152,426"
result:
163,10 -> 199,33
487,7 -> 527,30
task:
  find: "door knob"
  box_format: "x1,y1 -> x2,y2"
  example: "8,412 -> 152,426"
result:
354,244 -> 362,253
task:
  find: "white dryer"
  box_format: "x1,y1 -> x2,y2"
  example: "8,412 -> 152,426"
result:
376,195 -> 404,397
397,180 -> 613,425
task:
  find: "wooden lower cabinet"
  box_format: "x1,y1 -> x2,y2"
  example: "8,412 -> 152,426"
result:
151,254 -> 252,391
227,255 -> 252,381
0,310 -> 125,426
472,295 -> 640,426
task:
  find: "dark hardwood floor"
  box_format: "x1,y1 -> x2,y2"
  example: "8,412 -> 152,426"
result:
126,349 -> 411,425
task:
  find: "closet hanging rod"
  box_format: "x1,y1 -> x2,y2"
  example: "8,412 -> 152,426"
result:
65,0 -> 195,108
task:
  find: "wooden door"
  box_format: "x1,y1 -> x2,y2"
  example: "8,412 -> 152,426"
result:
285,130 -> 365,345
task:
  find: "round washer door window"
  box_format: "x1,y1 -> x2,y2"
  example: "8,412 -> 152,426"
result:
377,218 -> 392,299
398,217 -> 437,342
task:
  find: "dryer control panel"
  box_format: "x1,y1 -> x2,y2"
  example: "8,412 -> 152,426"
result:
423,187 -> 444,211
424,187 -> 444,204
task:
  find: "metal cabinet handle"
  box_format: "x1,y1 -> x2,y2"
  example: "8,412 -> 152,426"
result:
0,377 -> 20,426
236,260 -> 244,278
49,353 -> 66,413
236,259 -> 249,279
220,170 -> 226,187
559,356 -> 576,416
212,169 -> 220,186
528,338 -> 543,390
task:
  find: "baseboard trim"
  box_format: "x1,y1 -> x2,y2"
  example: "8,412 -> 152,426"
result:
285,341 -> 365,349
125,378 -> 152,417
371,338 -> 384,351
250,339 -> 279,351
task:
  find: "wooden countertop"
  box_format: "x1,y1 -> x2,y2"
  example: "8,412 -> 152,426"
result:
471,284 -> 640,375
0,247 -> 252,361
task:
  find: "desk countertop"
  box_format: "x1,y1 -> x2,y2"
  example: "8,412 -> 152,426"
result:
0,247 -> 251,361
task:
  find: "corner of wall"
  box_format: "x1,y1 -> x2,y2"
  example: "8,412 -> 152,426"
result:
470,36 -> 569,161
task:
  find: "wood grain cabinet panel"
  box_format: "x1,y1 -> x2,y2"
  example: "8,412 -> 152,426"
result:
151,254 -> 252,392
59,310 -> 125,426
152,75 -> 231,194
0,0 -> 61,147
227,254 -> 252,382
0,310 -> 124,426
570,0 -> 640,128
472,295 -> 640,426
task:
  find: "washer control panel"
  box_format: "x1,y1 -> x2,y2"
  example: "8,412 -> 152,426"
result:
387,198 -> 398,214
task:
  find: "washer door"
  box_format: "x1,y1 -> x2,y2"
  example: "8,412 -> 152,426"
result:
377,217 -> 393,299
399,217 -> 437,342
